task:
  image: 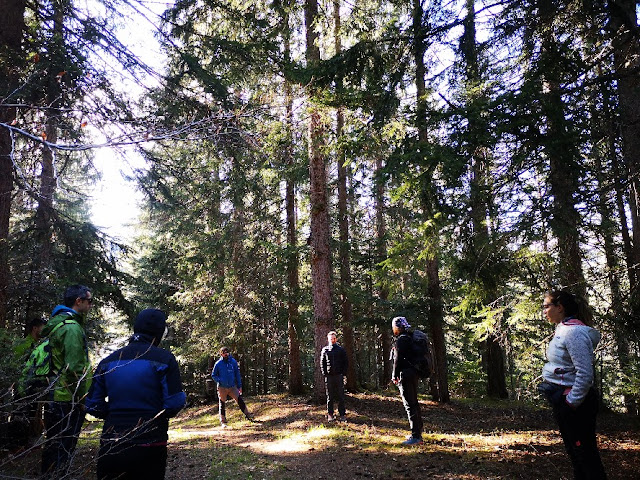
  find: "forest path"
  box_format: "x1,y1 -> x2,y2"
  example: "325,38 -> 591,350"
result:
163,393 -> 639,480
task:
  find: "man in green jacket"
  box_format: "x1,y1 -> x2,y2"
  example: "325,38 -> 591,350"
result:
13,317 -> 46,447
41,284 -> 92,478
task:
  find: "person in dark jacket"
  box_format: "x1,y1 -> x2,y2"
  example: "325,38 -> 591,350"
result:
86,309 -> 186,480
211,347 -> 254,427
391,316 -> 423,445
41,284 -> 93,478
320,331 -> 348,422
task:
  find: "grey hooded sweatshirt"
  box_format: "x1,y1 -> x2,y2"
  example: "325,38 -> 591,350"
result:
542,318 -> 601,406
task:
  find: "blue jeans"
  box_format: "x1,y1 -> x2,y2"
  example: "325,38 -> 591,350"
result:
41,401 -> 85,477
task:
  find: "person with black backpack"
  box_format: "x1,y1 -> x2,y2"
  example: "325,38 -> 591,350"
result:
391,316 -> 424,446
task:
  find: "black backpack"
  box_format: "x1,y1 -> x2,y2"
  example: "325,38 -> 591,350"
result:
410,329 -> 433,379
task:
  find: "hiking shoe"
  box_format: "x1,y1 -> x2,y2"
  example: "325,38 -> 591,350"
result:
402,436 -> 423,446
245,414 -> 256,422
339,415 -> 346,422
220,422 -> 228,428
327,414 -> 335,422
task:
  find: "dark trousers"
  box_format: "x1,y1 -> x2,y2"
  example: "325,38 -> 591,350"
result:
41,401 -> 85,477
552,388 -> 607,480
97,441 -> 167,479
398,369 -> 422,439
324,374 -> 346,416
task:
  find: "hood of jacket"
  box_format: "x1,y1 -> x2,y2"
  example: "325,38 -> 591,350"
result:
42,305 -> 82,336
562,318 -> 601,348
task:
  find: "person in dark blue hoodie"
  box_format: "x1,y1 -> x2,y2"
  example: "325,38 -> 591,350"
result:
86,309 -> 186,480
211,346 -> 254,427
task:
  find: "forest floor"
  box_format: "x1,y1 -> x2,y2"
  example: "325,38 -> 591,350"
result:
1,391 -> 639,479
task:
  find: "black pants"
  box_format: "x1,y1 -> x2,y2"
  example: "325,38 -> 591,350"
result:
551,388 -> 607,480
41,401 -> 85,477
398,369 -> 422,439
97,441 -> 167,479
324,374 -> 345,416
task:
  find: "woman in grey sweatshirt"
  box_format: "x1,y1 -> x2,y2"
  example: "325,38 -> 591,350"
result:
541,290 -> 607,480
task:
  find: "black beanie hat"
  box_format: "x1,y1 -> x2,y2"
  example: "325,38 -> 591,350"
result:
133,308 -> 167,339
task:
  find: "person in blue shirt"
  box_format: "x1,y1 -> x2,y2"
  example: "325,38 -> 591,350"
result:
211,347 -> 254,427
86,309 -> 186,480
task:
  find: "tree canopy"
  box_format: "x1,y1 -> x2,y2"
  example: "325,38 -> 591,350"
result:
1,0 -> 639,414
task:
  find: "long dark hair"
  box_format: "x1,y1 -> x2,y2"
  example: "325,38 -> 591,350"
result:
546,289 -> 594,326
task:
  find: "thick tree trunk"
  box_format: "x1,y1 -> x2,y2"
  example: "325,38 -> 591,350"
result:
305,0 -> 334,403
413,0 -> 449,402
0,0 -> 26,329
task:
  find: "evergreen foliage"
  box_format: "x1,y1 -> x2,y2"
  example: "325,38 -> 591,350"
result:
1,0 -> 639,413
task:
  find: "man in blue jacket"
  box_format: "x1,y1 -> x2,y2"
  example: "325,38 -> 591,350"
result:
211,347 -> 254,427
86,309 -> 186,480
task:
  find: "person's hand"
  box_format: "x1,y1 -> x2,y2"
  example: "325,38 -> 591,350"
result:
238,388 -> 242,395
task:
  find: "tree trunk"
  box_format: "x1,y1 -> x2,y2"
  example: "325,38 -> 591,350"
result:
305,0 -> 334,403
610,0 -> 640,329
463,0 -> 507,399
333,0 -> 357,393
539,0 -> 585,295
593,73 -> 638,414
0,0 -> 26,329
374,156 -> 392,385
413,0 -> 449,402
284,55 -> 303,393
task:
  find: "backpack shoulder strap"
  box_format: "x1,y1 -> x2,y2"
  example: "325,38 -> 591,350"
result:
46,319 -> 71,338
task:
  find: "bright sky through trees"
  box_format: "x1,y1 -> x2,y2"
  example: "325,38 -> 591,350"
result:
88,0 -> 173,240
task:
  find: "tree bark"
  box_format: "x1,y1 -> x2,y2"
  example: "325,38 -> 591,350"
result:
0,0 -> 26,328
333,0 -> 357,393
539,0 -> 586,296
610,0 -> 640,328
592,69 -> 638,414
413,0 -> 449,402
305,0 -> 334,403
284,45 -> 303,393
374,156 -> 392,385
463,0 -> 508,399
